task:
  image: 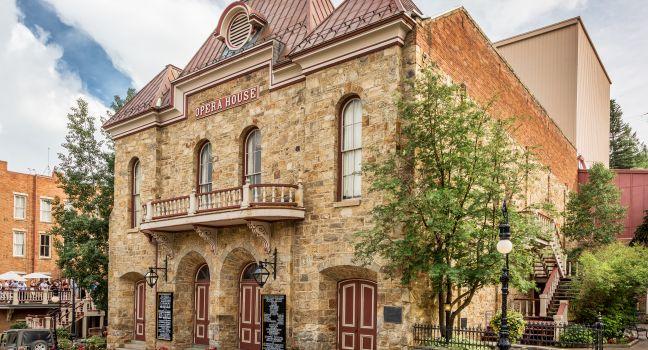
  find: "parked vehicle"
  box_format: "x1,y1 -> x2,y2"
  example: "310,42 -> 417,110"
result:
0,329 -> 54,350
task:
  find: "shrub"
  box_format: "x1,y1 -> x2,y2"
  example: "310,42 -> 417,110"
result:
83,336 -> 107,350
10,321 -> 28,329
57,328 -> 71,340
490,311 -> 526,343
602,313 -> 627,340
559,324 -> 594,347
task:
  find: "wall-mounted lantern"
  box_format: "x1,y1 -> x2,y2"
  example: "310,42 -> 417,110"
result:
252,248 -> 277,288
145,256 -> 168,288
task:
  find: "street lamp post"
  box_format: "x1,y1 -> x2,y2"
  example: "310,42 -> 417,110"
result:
50,292 -> 61,350
497,201 -> 513,350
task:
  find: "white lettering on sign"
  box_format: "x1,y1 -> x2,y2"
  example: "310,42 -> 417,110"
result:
194,86 -> 259,119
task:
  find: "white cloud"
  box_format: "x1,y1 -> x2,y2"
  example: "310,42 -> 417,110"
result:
44,0 -> 223,88
0,0 -> 106,173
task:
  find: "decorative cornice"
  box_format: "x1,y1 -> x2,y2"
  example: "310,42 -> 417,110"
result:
194,225 -> 219,253
246,221 -> 271,253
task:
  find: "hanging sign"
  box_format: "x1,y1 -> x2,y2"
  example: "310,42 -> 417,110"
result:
194,86 -> 259,118
262,294 -> 286,350
156,292 -> 174,341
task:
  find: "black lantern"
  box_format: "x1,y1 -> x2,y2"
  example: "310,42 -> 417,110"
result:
252,248 -> 277,288
145,256 -> 168,288
497,201 -> 513,350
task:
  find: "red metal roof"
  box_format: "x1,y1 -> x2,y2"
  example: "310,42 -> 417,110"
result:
103,65 -> 182,128
179,0 -> 335,79
290,0 -> 420,55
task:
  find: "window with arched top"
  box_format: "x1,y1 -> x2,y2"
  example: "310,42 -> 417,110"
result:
340,98 -> 363,200
244,129 -> 261,185
131,159 -> 142,228
198,142 -> 213,194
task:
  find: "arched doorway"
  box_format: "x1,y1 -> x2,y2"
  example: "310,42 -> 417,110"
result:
337,279 -> 377,350
239,263 -> 261,350
134,280 -> 146,341
194,264 -> 210,345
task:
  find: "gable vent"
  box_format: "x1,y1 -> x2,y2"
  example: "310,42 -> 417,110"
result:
227,12 -> 251,50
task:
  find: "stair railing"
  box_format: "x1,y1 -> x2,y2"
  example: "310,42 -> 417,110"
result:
539,267 -> 560,317
525,210 -> 567,278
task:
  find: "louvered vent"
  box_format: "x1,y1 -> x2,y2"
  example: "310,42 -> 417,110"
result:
227,13 -> 251,50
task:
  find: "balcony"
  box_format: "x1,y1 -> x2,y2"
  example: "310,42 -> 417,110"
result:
0,289 -> 72,309
140,182 -> 305,233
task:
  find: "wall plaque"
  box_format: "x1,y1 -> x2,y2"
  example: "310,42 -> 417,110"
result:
194,86 -> 259,119
384,306 -> 402,324
156,292 -> 173,341
262,294 -> 286,350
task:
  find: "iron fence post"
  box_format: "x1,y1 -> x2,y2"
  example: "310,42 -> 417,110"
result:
594,314 -> 604,350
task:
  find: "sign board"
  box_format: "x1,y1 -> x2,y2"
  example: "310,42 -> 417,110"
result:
156,292 -> 173,341
262,294 -> 286,350
194,86 -> 260,119
384,306 -> 402,324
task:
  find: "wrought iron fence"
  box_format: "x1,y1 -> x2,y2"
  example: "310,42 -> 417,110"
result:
412,324 -> 494,350
412,321 -> 604,350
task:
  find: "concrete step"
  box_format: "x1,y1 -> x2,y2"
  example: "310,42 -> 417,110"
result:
123,341 -> 146,350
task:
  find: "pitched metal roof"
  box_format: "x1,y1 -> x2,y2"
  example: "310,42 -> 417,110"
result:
179,0 -> 335,79
290,0 -> 420,56
103,65 -> 182,128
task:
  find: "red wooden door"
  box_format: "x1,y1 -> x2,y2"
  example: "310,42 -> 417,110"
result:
338,280 -> 377,350
239,264 -> 261,350
134,281 -> 146,341
194,264 -> 210,345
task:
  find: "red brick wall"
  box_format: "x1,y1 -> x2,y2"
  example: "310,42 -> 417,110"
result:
415,10 -> 578,189
0,160 -> 64,279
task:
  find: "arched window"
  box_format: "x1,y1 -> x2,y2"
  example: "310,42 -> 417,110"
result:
198,142 -> 213,193
244,129 -> 261,185
131,159 -> 142,228
340,98 -> 363,200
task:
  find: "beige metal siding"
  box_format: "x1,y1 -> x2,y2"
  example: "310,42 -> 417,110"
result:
497,25 -> 579,144
576,26 -> 611,167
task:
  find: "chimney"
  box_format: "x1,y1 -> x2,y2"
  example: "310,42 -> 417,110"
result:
0,160 -> 7,172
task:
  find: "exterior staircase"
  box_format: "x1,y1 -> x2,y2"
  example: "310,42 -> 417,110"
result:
547,277 -> 576,317
116,340 -> 146,350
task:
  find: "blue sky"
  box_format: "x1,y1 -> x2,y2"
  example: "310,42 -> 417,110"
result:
0,0 -> 646,173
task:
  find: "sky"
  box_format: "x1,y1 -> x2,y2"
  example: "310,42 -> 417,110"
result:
0,0 -> 646,173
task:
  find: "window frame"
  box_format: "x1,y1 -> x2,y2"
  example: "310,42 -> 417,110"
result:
40,197 -> 53,223
13,193 -> 27,220
131,159 -> 141,229
243,128 -> 262,185
13,230 -> 26,257
197,141 -> 213,194
338,97 -> 363,201
39,233 -> 51,259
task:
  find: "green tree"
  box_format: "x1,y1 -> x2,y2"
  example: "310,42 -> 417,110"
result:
109,88 -> 136,115
52,90 -> 135,310
572,243 -> 648,338
610,100 -> 645,169
630,211 -> 648,247
564,163 -> 625,253
354,68 -> 542,335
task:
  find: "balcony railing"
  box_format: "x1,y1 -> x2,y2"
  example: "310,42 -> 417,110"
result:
0,289 -> 72,306
140,182 -> 304,231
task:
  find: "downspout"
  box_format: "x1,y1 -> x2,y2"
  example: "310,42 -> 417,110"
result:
31,174 -> 37,273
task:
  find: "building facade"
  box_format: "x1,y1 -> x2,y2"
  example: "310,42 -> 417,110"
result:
0,160 -> 64,330
495,18 -> 611,168
103,2 -> 578,349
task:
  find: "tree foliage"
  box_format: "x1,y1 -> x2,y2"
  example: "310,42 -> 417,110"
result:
572,243 -> 648,336
630,210 -> 648,247
564,163 -> 625,253
354,67 -> 543,332
609,100 -> 646,169
52,91 -> 134,310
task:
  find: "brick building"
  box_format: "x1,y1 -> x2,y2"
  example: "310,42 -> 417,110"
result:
103,2 -> 583,349
0,160 -> 64,330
